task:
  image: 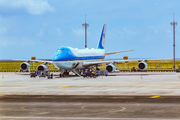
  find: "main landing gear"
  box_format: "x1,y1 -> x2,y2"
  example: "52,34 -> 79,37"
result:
59,71 -> 69,77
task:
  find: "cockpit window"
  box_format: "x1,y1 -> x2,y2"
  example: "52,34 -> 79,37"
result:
57,49 -> 64,51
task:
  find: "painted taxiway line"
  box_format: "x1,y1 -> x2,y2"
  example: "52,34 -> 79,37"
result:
149,96 -> 161,98
1,95 -> 179,100
58,86 -> 68,88
0,117 -> 170,120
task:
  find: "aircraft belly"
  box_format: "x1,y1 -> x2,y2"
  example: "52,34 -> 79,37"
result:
53,62 -> 74,70
75,64 -> 84,69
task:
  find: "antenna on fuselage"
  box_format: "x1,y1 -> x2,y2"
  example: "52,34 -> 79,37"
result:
82,15 -> 89,48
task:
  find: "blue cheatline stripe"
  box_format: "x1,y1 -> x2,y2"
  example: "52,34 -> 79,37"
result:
53,57 -> 105,62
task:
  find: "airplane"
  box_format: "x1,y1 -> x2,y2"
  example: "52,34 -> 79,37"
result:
19,23 -> 148,76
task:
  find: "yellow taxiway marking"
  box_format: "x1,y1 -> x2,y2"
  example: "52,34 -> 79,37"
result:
139,82 -> 150,85
15,83 -> 23,84
58,86 -> 68,88
0,95 -> 5,96
149,96 -> 161,98
173,83 -> 180,85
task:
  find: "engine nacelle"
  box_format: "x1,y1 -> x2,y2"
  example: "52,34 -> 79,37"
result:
138,62 -> 148,71
20,62 -> 30,72
106,64 -> 116,72
37,64 -> 48,71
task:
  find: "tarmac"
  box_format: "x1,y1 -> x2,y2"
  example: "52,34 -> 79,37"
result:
0,72 -> 180,96
1,72 -> 180,119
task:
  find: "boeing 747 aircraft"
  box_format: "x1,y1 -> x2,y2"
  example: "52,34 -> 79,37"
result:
20,24 -> 148,76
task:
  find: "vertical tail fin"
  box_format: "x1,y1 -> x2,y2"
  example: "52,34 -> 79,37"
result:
97,23 -> 107,49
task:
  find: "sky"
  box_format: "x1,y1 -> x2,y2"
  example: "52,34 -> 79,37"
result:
0,0 -> 180,60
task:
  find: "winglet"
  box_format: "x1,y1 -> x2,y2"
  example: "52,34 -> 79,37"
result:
97,24 -> 107,49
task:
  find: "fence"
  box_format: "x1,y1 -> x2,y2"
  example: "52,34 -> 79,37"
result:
0,60 -> 180,72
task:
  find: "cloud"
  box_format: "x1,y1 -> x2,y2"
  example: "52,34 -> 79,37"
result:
0,0 -> 55,15
154,3 -> 159,6
72,28 -> 90,37
37,28 -> 63,37
148,25 -> 158,34
0,27 -> 7,33
0,37 -> 36,46
123,28 -> 137,36
166,30 -> 171,34
19,37 -> 36,46
1,39 -> 17,46
112,27 -> 137,37
56,28 -> 62,36
42,23 -> 49,27
72,28 -> 84,36
37,29 -> 44,36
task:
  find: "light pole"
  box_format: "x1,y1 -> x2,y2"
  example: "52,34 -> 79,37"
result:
170,14 -> 177,70
82,15 -> 89,48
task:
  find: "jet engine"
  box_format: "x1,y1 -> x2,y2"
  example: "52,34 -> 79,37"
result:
20,62 -> 30,72
37,64 -> 48,71
138,61 -> 148,71
106,64 -> 116,72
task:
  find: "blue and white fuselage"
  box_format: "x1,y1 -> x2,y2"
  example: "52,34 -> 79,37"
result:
52,47 -> 105,70
52,23 -> 107,71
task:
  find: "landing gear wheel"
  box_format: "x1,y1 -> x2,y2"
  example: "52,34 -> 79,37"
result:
51,73 -> 53,79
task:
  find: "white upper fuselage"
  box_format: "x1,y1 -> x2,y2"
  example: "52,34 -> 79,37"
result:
69,47 -> 105,58
52,47 -> 105,70
53,46 -> 105,61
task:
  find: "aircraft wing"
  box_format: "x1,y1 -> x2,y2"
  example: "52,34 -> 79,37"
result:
105,50 -> 134,55
82,61 -> 112,67
82,59 -> 145,67
13,59 -> 53,64
91,58 -> 171,65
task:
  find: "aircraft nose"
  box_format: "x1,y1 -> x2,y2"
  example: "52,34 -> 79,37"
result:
52,56 -> 57,61
53,52 -> 60,61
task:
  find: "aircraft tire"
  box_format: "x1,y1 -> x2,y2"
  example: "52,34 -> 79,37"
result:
51,73 -> 53,79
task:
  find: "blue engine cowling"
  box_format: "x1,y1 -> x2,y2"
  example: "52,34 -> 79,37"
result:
106,64 -> 116,72
37,64 -> 48,71
20,62 -> 30,71
138,62 -> 148,71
